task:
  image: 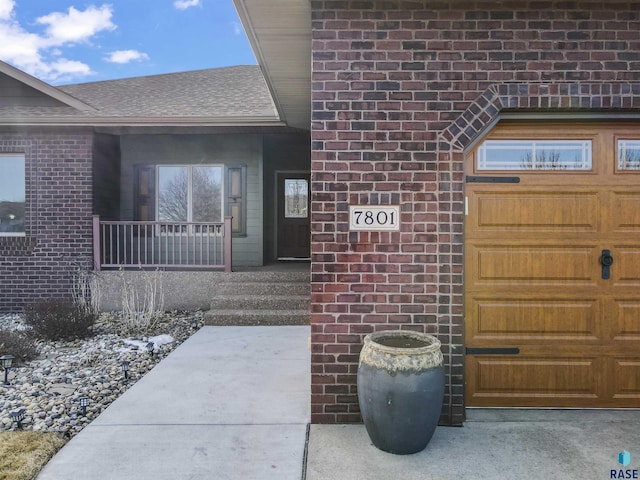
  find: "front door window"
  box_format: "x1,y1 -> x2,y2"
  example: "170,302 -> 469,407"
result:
284,178 -> 308,218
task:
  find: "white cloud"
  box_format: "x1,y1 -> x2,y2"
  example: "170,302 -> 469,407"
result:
0,0 -> 14,21
174,0 -> 201,11
36,5 -> 116,46
232,21 -> 243,36
50,58 -> 92,79
0,17 -> 51,78
0,3 -> 121,82
106,50 -> 150,64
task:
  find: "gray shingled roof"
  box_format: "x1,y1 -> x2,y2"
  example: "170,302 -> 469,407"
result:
60,65 -> 278,118
0,65 -> 281,124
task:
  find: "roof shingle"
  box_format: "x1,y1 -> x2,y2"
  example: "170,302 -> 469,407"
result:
0,65 -> 280,123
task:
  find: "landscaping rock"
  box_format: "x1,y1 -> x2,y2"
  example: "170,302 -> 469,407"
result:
0,311 -> 203,437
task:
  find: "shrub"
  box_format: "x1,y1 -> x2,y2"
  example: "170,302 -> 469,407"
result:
24,298 -> 97,340
0,328 -> 39,362
119,268 -> 165,335
70,264 -> 101,316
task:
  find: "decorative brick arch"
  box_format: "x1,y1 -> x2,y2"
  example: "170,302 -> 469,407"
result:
440,82 -> 640,152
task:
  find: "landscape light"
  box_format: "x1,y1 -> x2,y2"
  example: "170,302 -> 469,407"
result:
9,409 -> 25,429
146,342 -> 155,356
121,361 -> 130,380
0,355 -> 14,385
78,396 -> 90,416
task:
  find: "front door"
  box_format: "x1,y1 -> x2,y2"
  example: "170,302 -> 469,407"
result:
277,173 -> 310,259
465,122 -> 640,408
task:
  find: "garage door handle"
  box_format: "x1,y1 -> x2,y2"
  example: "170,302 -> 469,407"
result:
601,249 -> 613,279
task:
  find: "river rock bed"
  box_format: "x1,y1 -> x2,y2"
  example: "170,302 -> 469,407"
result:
0,311 -> 204,437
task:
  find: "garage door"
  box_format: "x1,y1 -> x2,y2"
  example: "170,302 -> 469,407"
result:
465,123 -> 640,407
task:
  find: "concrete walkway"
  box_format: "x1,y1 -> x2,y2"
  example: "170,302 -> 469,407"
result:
38,325 -> 640,480
38,326 -> 311,480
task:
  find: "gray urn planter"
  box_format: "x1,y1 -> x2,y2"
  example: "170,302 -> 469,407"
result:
357,330 -> 445,455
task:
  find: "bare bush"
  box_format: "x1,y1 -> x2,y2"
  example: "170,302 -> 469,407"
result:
72,267 -> 101,316
119,268 -> 165,334
0,328 -> 39,363
24,299 -> 97,340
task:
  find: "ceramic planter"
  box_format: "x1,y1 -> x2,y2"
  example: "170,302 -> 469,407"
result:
357,330 -> 445,455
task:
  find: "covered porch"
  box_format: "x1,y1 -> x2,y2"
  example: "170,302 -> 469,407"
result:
92,129 -> 310,273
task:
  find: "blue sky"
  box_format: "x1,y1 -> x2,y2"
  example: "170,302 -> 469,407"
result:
0,0 -> 256,85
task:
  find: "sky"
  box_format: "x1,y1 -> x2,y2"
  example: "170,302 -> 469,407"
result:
0,0 -> 257,86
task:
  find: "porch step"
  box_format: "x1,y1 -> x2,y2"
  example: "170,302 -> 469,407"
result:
213,282 -> 309,297
204,267 -> 310,326
210,295 -> 309,310
203,309 -> 309,326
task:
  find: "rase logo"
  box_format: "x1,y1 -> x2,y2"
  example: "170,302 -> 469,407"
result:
611,450 -> 639,479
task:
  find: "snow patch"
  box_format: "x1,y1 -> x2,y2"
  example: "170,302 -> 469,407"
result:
122,335 -> 174,353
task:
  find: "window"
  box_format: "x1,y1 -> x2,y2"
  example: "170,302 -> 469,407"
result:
284,179 -> 308,218
477,140 -> 592,171
0,155 -> 25,235
157,165 -> 223,232
618,140 -> 640,170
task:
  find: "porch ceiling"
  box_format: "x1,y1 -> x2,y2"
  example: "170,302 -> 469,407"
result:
233,0 -> 311,131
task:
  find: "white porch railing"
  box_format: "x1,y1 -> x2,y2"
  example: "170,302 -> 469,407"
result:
92,216 -> 232,272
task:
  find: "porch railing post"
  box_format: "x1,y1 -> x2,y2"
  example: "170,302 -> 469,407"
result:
224,216 -> 233,273
92,215 -> 101,271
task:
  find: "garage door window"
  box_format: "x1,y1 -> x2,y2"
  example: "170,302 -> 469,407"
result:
477,140 -> 592,171
618,140 -> 640,170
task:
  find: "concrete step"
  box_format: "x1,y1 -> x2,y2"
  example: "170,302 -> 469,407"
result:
203,309 -> 310,326
210,295 -> 310,310
206,266 -> 310,326
214,282 -> 309,296
214,271 -> 310,284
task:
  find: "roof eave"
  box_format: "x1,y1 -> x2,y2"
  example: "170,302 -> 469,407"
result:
0,116 -> 287,127
233,0 -> 311,131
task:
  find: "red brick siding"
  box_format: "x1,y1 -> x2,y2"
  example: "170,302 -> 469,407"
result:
0,131 -> 94,312
310,0 -> 640,425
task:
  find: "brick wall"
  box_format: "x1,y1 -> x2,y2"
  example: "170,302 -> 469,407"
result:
310,0 -> 640,425
0,131 -> 94,312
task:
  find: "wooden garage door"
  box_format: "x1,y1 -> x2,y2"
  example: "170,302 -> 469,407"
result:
465,123 -> 640,408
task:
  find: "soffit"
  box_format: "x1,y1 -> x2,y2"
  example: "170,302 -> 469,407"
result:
233,0 -> 311,131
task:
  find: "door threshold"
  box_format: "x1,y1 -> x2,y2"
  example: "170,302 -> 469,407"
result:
277,257 -> 311,261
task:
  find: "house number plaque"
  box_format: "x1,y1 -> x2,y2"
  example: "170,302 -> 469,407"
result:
349,205 -> 400,231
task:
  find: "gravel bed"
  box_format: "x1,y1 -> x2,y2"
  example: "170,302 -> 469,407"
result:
0,311 -> 204,437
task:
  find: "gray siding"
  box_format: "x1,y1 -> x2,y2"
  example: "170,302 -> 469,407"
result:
119,134 -> 263,266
